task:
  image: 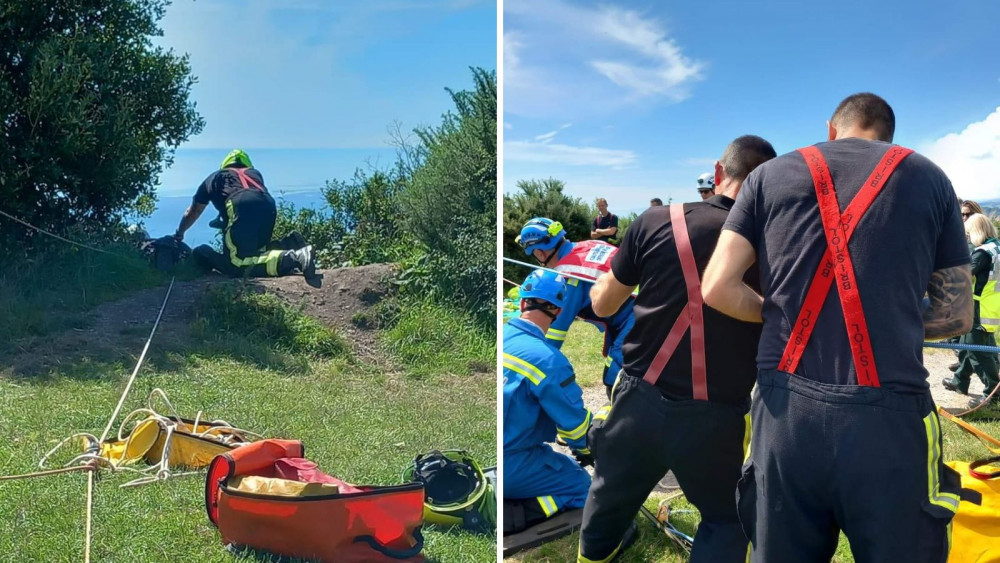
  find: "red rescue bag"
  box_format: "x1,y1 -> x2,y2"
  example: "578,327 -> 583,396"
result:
205,439 -> 425,562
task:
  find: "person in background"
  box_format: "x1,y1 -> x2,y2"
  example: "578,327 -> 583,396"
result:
591,198 -> 618,243
650,197 -> 663,207
696,172 -> 715,200
949,198 -> 989,370
942,213 -> 999,408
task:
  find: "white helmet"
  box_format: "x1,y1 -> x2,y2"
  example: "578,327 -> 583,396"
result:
696,172 -> 715,190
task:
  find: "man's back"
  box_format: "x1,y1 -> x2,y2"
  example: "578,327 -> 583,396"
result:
195,167 -> 271,214
614,197 -> 762,403
724,138 -> 969,392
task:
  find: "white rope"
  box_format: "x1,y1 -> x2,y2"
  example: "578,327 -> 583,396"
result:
502,256 -> 595,284
98,277 -> 175,444
0,208 -> 120,256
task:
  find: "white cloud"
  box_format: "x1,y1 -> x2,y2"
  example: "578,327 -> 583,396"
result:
505,140 -> 635,167
534,123 -> 572,142
921,107 -> 1000,201
590,7 -> 702,99
504,0 -> 704,118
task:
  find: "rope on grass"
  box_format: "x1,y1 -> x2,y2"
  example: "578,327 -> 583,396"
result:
98,276 -> 176,444
0,464 -> 94,481
0,208 -> 120,256
84,472 -> 94,563
83,276 -> 175,563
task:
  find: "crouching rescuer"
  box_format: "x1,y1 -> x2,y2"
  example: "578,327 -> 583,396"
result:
174,149 -> 321,287
503,269 -> 594,534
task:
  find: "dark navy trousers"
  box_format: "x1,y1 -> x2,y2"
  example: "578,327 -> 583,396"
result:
739,370 -> 961,563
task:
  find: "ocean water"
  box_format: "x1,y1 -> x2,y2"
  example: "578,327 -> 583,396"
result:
145,147 -> 396,247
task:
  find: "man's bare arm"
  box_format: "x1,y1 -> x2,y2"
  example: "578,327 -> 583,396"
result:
175,202 -> 206,241
594,226 -> 618,237
590,271 -> 636,318
923,265 -> 973,340
702,230 -> 763,323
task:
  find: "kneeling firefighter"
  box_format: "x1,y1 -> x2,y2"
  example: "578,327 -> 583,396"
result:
503,269 -> 593,533
174,149 -> 321,287
517,217 -> 635,397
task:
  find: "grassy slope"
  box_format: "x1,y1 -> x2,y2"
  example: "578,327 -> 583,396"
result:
0,259 -> 496,562
511,322 -> 1000,562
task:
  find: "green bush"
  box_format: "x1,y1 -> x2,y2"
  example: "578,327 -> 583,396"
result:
502,178 -> 594,283
326,169 -> 413,266
400,68 -> 497,324
272,168 -> 414,269
272,201 -> 344,269
269,68 -> 496,327
381,298 -> 495,379
195,284 -> 349,359
0,0 -> 203,247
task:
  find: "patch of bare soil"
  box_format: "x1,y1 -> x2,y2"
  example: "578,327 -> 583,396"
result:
249,263 -> 397,363
1,264 -> 397,378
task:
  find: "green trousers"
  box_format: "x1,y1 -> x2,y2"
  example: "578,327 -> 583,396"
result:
951,326 -> 999,399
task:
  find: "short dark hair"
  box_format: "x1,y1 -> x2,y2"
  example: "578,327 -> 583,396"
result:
831,92 -> 895,142
650,198 -> 663,206
719,135 -> 777,183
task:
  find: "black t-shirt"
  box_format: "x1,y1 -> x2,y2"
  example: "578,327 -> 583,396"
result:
592,213 -> 619,243
193,167 -> 269,214
612,196 -> 762,404
724,138 -> 970,392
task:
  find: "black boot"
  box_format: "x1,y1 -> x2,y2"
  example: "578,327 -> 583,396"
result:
942,378 -> 967,395
290,245 -> 321,288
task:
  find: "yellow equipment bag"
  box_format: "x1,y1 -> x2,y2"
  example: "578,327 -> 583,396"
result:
946,458 -> 1000,563
40,389 -> 258,486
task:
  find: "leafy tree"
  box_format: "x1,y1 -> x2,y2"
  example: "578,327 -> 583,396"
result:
0,0 -> 203,245
502,178 -> 593,283
401,67 -> 496,325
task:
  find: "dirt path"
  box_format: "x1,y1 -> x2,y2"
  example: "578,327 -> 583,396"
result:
1,264 -> 396,377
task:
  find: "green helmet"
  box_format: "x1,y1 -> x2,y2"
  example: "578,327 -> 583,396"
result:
402,450 -> 495,534
220,149 -> 253,169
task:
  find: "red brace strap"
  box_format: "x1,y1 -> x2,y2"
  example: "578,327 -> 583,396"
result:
642,204 -> 707,400
231,167 -> 264,192
779,145 -> 912,387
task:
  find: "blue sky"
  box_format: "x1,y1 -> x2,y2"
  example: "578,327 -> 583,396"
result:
502,0 -> 1000,216
152,0 -> 496,197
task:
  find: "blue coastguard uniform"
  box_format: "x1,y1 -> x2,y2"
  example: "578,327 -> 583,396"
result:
503,317 -> 592,517
546,242 -> 635,389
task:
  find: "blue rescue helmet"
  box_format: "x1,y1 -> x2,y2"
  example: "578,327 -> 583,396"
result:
516,217 -> 566,256
519,269 -> 568,309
